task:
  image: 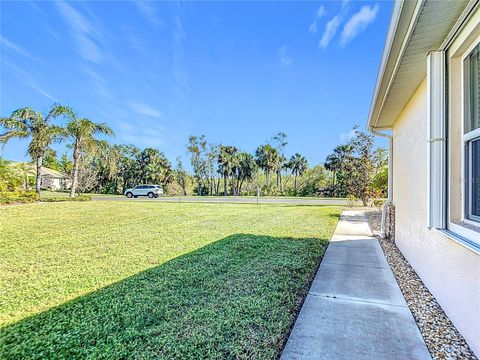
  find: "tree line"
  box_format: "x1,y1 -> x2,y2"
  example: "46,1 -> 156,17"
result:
183,132 -> 308,196
1,104 -> 387,203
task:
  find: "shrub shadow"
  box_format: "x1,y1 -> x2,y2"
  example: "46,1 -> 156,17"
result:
1,234 -> 328,359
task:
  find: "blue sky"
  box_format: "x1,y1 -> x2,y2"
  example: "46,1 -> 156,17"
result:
0,0 -> 392,168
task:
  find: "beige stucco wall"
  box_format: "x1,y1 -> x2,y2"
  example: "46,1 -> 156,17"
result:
392,79 -> 480,355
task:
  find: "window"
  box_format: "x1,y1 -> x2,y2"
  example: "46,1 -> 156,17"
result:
465,43 -> 480,223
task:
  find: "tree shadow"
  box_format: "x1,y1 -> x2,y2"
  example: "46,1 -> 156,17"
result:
1,234 -> 328,359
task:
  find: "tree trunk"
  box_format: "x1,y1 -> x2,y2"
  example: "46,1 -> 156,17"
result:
294,172 -> 298,193
223,173 -> 227,196
232,176 -> 238,196
265,170 -> 270,187
70,146 -> 80,198
332,169 -> 336,197
35,156 -> 42,194
279,171 -> 283,192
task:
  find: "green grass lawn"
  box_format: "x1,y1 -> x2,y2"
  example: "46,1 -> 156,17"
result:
1,201 -> 341,359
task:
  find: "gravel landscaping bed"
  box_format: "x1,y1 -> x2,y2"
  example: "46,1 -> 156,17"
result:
366,210 -> 477,360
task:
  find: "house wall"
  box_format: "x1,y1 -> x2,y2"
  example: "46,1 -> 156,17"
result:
392,79 -> 480,355
40,177 -> 68,191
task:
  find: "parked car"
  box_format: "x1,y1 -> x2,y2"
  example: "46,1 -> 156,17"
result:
124,185 -> 163,198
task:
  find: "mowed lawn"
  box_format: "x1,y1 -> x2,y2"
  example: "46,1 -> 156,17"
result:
1,201 -> 341,359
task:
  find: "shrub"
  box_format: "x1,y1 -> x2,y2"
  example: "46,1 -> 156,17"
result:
372,198 -> 386,208
347,195 -> 357,207
41,195 -> 92,202
0,191 -> 40,205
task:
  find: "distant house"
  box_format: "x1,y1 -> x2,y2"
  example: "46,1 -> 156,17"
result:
368,0 -> 479,356
39,167 -> 71,191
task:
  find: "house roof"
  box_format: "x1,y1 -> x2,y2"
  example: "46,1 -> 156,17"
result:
367,0 -> 474,130
40,167 -> 69,179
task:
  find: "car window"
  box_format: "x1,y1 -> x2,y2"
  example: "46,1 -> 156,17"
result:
137,185 -> 145,189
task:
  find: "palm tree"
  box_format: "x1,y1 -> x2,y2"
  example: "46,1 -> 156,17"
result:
255,144 -> 279,187
324,144 -> 352,196
14,162 -> 36,191
271,132 -> 288,191
233,152 -> 257,195
65,117 -> 113,197
98,143 -> 122,194
217,145 -> 239,195
0,105 -> 73,194
288,153 -> 308,193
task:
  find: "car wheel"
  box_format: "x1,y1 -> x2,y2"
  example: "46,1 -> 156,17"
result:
147,192 -> 154,198
134,195 -> 138,198
126,192 -> 133,198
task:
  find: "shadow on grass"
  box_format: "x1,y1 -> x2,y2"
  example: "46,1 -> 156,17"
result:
1,234 -> 328,360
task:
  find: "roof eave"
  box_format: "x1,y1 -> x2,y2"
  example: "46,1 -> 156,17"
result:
367,0 -> 423,130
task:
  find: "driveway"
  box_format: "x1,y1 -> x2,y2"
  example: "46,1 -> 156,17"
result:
92,196 -> 352,206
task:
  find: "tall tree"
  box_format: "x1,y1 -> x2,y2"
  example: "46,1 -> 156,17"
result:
118,145 -> 140,193
288,153 -> 308,193
255,144 -> 279,187
271,132 -> 288,191
206,144 -> 220,195
217,145 -> 239,195
233,152 -> 257,195
137,148 -> 173,187
174,156 -> 189,196
42,149 -> 62,171
0,105 -> 73,193
60,153 -> 74,177
65,117 -> 113,197
346,127 -> 375,206
96,143 -> 122,194
324,144 -> 353,197
187,135 -> 208,195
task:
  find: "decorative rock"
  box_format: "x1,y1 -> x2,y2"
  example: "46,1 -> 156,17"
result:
366,210 -> 477,360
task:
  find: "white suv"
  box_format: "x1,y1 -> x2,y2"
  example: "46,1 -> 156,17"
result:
124,185 -> 163,198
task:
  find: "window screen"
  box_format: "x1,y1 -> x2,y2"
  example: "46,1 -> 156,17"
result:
468,44 -> 480,132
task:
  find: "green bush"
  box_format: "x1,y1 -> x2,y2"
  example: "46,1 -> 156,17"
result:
372,198 -> 386,208
0,191 -> 40,205
41,195 -> 92,202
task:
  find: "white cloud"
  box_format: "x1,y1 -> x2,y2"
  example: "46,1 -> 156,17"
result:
136,2 -> 163,28
83,67 -> 113,100
3,60 -> 58,102
0,35 -> 34,59
129,102 -> 163,118
117,120 -> 166,148
173,15 -> 189,99
278,45 -> 293,68
340,4 -> 379,46
309,5 -> 326,34
55,1 -> 103,63
319,15 -> 342,49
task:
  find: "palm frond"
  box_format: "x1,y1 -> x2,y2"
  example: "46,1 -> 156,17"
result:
45,105 -> 75,123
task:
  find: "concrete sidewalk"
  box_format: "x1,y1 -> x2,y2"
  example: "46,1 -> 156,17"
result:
281,210 -> 431,360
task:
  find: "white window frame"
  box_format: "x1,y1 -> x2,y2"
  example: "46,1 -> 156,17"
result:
444,36 -> 480,248
465,129 -> 480,223
461,40 -> 480,225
